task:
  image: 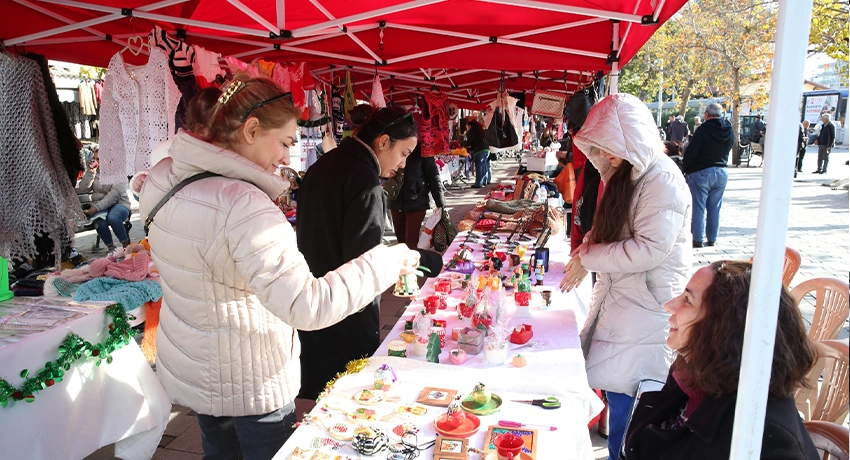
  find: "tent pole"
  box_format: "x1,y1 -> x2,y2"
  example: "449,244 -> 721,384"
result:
226,0 -> 278,34
478,0 -> 644,23
729,1 -> 813,459
276,0 -> 285,30
292,0 -> 445,37
609,20 -> 620,94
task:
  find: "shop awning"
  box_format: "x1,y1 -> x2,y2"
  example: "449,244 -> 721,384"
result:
2,0 -> 687,101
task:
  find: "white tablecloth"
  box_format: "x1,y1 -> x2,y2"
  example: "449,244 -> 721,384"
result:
276,228 -> 600,459
0,298 -> 170,460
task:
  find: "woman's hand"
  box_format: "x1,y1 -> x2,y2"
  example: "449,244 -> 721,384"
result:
559,243 -> 589,292
391,244 -> 422,275
84,206 -> 97,216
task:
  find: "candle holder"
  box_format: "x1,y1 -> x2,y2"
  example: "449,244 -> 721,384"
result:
388,340 -> 408,358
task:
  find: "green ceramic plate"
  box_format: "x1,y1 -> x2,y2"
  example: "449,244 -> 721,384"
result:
460,393 -> 503,416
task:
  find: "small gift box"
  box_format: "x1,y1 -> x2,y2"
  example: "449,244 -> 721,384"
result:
388,340 -> 408,357
458,341 -> 484,355
458,327 -> 484,346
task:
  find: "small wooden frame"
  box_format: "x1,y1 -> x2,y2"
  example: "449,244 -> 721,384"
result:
416,387 -> 458,407
484,425 -> 539,460
433,436 -> 468,459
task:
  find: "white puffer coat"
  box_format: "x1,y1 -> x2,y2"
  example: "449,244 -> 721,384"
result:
139,131 -> 401,417
572,94 -> 692,396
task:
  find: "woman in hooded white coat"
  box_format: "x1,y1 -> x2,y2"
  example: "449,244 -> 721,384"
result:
560,93 -> 692,460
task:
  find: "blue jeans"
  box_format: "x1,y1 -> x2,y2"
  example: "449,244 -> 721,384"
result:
95,204 -> 130,247
686,167 -> 728,244
196,402 -> 296,460
606,391 -> 635,460
473,150 -> 491,187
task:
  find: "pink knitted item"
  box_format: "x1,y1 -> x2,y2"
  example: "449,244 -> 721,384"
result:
89,258 -> 111,278
104,253 -> 151,281
60,266 -> 94,284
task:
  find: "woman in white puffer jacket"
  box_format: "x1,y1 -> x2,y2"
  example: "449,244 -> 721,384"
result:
560,93 -> 692,460
139,76 -> 420,459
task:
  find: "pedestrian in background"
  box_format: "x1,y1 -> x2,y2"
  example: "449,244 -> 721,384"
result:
668,115 -> 690,142
796,120 -> 809,177
682,103 -> 734,248
814,113 -> 835,174
388,144 -> 446,249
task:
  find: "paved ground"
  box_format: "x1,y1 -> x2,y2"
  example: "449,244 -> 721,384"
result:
80,145 -> 848,460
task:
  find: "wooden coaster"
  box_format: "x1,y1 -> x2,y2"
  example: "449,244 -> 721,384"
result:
416,387 -> 458,407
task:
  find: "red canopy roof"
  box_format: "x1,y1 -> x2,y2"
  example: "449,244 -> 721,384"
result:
1,0 -> 686,104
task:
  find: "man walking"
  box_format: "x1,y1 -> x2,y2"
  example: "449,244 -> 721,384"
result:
814,113 -> 835,174
682,103 -> 734,248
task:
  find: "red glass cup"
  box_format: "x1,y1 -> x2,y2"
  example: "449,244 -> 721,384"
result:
434,278 -> 452,294
494,433 -> 524,460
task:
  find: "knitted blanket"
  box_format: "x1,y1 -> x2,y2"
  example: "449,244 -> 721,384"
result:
74,278 -> 162,312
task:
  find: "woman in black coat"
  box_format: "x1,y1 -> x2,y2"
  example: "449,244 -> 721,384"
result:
623,260 -> 818,460
387,144 -> 446,249
463,119 -> 491,188
296,106 -> 418,400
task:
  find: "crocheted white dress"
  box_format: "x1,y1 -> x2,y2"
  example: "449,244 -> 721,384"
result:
99,48 -> 181,183
0,53 -> 84,261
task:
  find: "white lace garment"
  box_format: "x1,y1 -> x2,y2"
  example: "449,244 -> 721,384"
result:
99,48 -> 181,183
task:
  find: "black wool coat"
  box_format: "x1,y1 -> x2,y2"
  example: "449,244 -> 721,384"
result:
295,136 -> 386,400
623,370 -> 818,460
388,145 -> 446,213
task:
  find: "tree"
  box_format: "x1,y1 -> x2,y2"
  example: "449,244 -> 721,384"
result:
677,0 -> 776,162
809,0 -> 849,60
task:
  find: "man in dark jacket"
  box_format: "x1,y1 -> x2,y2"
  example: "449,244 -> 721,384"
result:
387,144 -> 446,249
796,120 -> 809,177
751,114 -> 766,143
682,103 -> 734,248
668,115 -> 690,142
814,113 -> 836,174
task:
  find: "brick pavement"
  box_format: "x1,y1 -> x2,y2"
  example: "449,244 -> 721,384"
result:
80,149 -> 847,459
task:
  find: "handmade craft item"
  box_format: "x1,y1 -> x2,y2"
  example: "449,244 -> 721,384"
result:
509,325 -> 533,345
430,326 -> 447,348
461,383 -> 503,416
438,396 -> 467,431
388,339 -> 408,357
426,332 -> 442,363
353,389 -> 383,405
349,407 -> 378,421
449,348 -> 468,364
485,425 -> 538,460
484,336 -> 508,366
351,427 -> 390,456
373,364 -> 396,391
434,435 -> 469,458
396,404 -> 428,416
493,433 -> 524,460
417,387 -> 458,407
433,412 -> 481,438
399,331 -> 416,343
512,354 -> 527,367
458,327 -> 484,355
393,272 -> 420,297
540,290 -> 552,308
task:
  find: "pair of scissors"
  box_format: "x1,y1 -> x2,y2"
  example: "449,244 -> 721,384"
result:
512,396 -> 561,410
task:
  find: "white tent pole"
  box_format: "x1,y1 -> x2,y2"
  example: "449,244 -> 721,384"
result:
652,0 -> 668,22
5,13 -> 123,45
276,0 -> 285,30
616,0 -> 643,59
478,0 -> 644,23
292,0 -> 445,37
609,20 -> 620,94
729,1 -> 813,459
505,17 -> 607,39
226,0 -> 278,34
307,0 -> 383,63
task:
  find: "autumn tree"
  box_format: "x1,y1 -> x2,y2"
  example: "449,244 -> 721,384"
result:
809,0 -> 849,60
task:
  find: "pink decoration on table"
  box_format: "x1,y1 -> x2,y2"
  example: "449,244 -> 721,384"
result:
510,324 -> 533,345
89,252 -> 152,281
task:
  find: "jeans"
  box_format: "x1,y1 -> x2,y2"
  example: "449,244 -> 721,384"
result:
606,391 -> 635,460
95,204 -> 130,247
473,150 -> 491,187
686,167 -> 728,244
817,145 -> 830,172
196,402 -> 296,460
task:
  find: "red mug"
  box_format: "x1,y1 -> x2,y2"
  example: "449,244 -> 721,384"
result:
493,433 -> 524,460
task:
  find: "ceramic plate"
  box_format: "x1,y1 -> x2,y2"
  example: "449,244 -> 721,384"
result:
484,452 -> 533,460
433,413 -> 481,438
460,393 -> 503,416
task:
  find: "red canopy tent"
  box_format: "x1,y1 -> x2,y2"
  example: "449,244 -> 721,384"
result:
2,0 -> 687,108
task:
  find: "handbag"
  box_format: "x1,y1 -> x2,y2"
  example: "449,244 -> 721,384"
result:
431,209 -> 458,252
553,163 -> 577,204
531,90 -> 567,118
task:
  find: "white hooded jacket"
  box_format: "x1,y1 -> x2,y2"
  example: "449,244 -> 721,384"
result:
572,94 -> 692,396
139,131 -> 401,416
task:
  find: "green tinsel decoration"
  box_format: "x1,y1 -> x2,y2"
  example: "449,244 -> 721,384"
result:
0,304 -> 136,408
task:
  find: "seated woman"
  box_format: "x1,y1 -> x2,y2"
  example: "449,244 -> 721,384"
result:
76,148 -> 132,251
623,260 -> 818,460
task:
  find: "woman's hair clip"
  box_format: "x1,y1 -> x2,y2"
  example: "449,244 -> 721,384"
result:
218,79 -> 246,105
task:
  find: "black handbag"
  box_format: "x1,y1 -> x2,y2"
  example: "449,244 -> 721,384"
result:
431,209 -> 458,252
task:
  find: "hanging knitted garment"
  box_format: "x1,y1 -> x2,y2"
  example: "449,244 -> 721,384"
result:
371,76 -> 386,108
99,48 -> 181,183
0,53 -> 83,262
421,92 -> 450,157
191,45 -> 224,88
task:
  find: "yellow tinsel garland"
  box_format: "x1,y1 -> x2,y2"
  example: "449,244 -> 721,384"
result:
317,356 -> 370,401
